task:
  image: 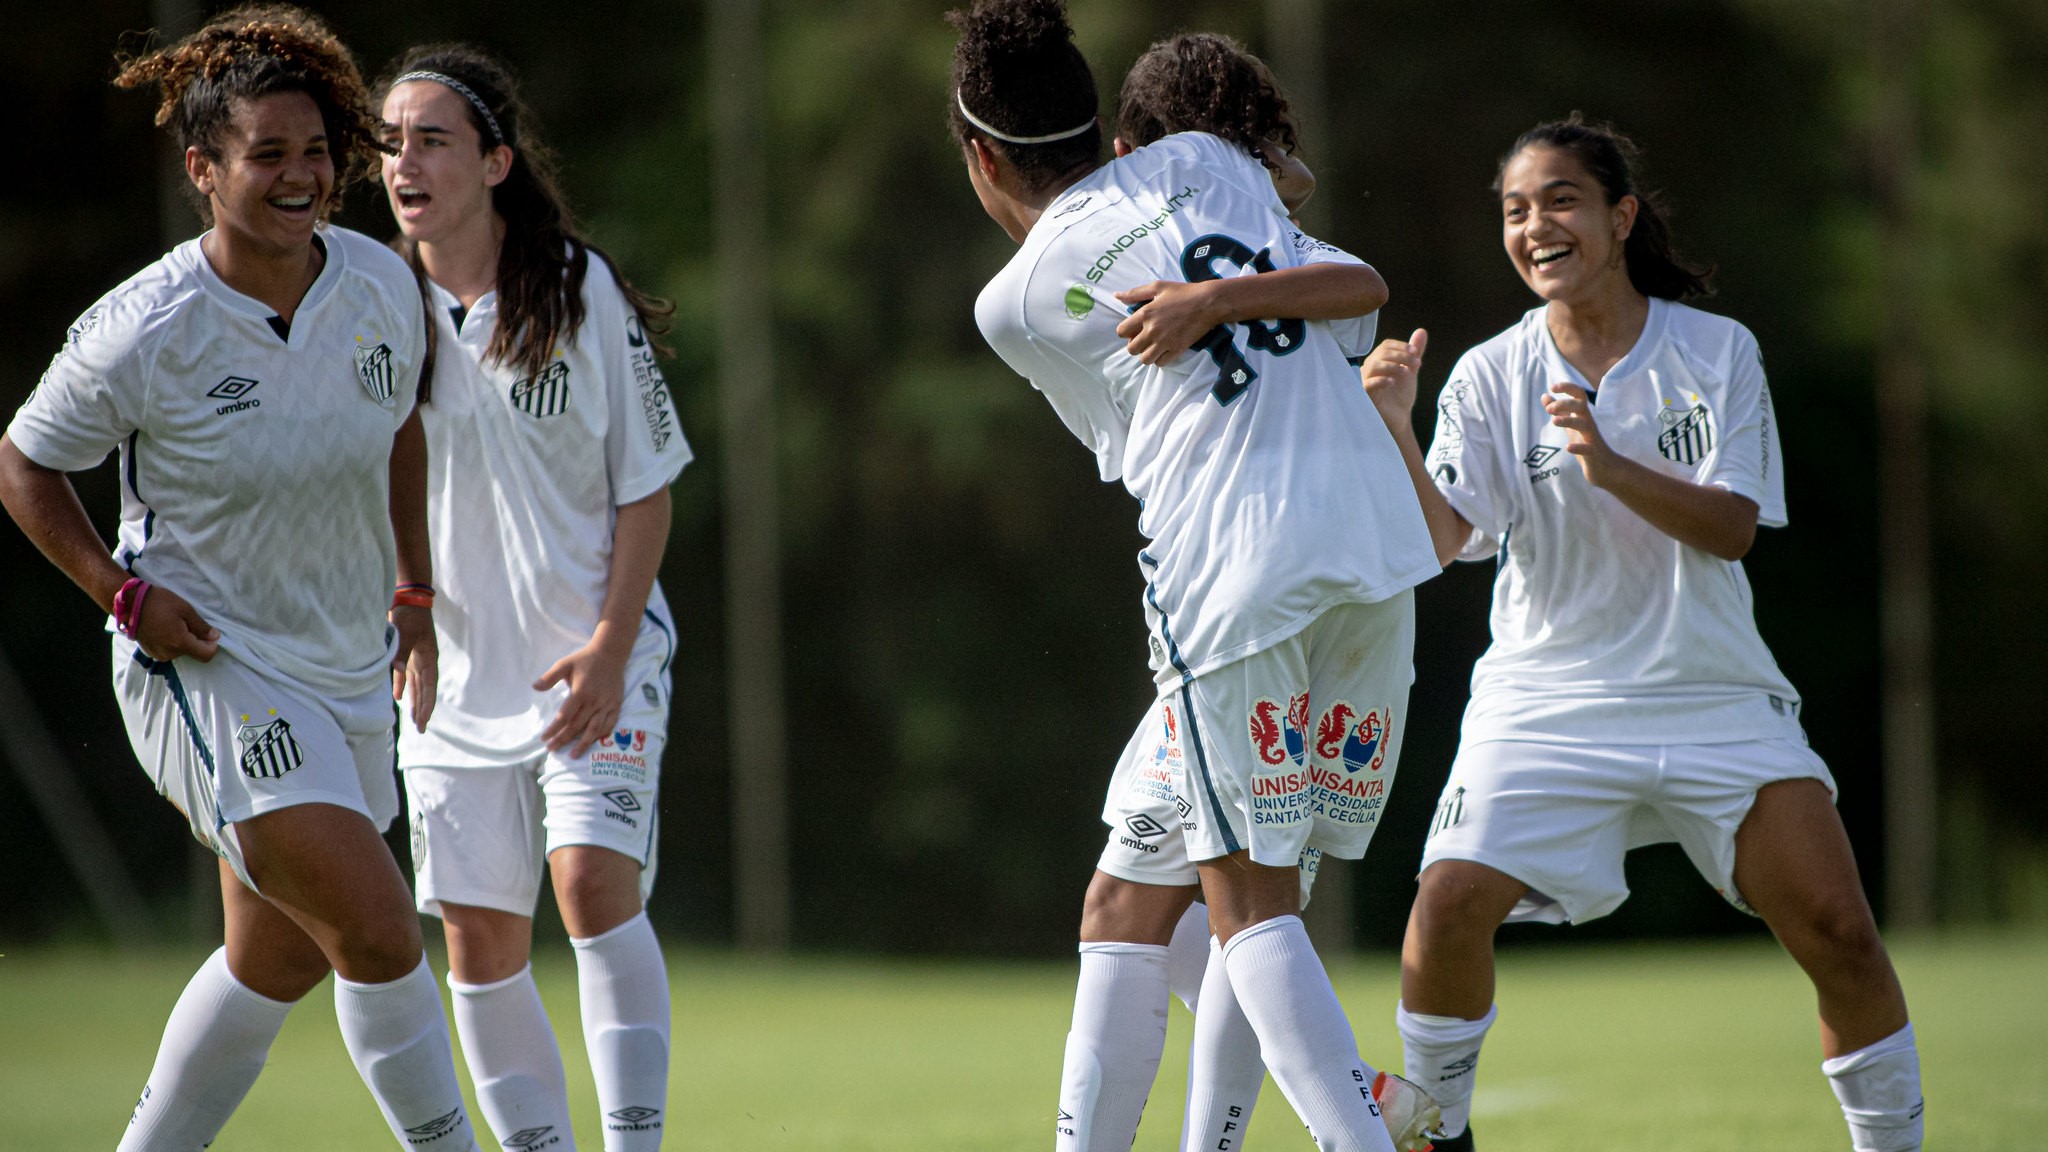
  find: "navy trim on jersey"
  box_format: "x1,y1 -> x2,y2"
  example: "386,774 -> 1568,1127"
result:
643,608 -> 675,677
1147,581 -> 1241,855
117,431 -> 157,569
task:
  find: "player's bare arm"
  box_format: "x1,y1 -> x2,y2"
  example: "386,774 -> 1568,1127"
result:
1542,381 -> 1759,560
1361,329 -> 1474,567
1113,262 -> 1388,365
534,487 -> 672,758
0,433 -> 220,661
388,404 -> 437,730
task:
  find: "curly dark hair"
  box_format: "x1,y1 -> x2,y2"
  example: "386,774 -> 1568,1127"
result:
1497,113 -> 1714,300
1115,32 -> 1298,159
113,3 -> 387,220
376,43 -> 673,384
945,0 -> 1101,191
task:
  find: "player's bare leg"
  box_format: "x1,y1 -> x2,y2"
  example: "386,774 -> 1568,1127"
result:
554,844 -> 669,1151
1395,860 -> 1527,1148
1055,873 -> 1200,1151
1735,778 -> 1922,1151
237,802 -> 479,1150
1200,852 -> 1403,1152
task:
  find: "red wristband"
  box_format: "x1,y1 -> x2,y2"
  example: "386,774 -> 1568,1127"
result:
112,577 -> 151,639
392,589 -> 436,609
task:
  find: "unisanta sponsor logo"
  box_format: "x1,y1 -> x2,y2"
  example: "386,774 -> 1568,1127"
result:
1248,693 -> 1310,767
403,1107 -> 466,1144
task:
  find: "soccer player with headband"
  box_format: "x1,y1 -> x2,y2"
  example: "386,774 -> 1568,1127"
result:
0,5 -> 481,1148
377,44 -> 689,1152
1360,114 -> 1924,1151
950,3 -> 1442,1150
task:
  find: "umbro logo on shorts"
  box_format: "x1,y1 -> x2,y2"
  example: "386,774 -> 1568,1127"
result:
603,789 -> 641,813
1124,813 -> 1170,839
511,361 -> 571,417
403,1107 -> 465,1143
236,716 -> 303,780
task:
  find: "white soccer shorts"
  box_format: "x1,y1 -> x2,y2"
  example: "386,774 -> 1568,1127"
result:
404,727 -> 665,918
1104,592 -> 1415,875
111,636 -> 400,894
1419,736 -> 1838,924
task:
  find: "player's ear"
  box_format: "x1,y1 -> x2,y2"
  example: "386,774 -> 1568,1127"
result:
1113,136 -> 1133,158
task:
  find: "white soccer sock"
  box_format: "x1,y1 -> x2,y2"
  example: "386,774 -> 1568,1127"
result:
117,947 -> 295,1152
1180,935 -> 1266,1152
1395,1001 -> 1495,1138
334,955 -> 479,1151
1822,1023 -> 1924,1152
1166,902 -> 1211,1012
1056,941 -> 1172,1151
1220,916 -> 1394,1152
450,966 -> 576,1151
572,912 -> 671,1151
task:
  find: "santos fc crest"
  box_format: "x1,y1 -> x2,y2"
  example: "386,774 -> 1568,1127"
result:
237,715 -> 304,780
1656,401 -> 1713,466
354,342 -> 396,405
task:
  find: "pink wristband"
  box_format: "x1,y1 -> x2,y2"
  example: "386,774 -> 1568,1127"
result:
113,577 -> 151,639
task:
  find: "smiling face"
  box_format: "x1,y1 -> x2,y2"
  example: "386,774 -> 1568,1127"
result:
188,90 -> 334,259
379,79 -> 510,245
1498,144 -> 1639,306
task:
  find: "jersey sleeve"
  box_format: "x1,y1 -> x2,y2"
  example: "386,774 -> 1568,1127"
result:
6,298 -> 149,472
597,258 -> 692,506
974,268 -> 1131,482
1703,327 -> 1787,527
1426,352 -> 1516,560
1278,228 -> 1377,360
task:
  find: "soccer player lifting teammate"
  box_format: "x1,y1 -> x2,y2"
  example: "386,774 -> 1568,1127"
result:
0,6 -> 480,1148
1361,115 -> 1924,1151
377,45 -> 689,1152
950,3 -> 1442,1149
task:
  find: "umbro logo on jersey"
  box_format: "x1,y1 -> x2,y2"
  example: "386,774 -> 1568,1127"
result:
209,376 -> 262,415
1524,444 -> 1563,483
236,715 -> 303,780
1053,195 -> 1091,218
511,361 -> 571,417
1657,401 -> 1714,465
403,1107 -> 466,1143
354,341 -> 395,404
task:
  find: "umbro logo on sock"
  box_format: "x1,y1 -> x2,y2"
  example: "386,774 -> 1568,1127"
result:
504,1126 -> 560,1151
403,1107 -> 466,1143
607,1106 -> 662,1131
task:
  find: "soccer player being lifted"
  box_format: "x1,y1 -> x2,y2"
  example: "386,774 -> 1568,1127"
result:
950,3 -> 1442,1149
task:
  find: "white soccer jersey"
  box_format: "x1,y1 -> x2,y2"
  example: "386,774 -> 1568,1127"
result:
975,131 -> 1436,685
1427,298 -> 1805,745
398,252 -> 691,769
9,225 -> 425,698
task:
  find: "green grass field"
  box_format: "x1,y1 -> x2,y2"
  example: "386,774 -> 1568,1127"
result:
2,929 -> 2040,1150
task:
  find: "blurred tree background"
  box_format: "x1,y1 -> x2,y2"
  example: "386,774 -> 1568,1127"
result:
2,0 -> 2042,955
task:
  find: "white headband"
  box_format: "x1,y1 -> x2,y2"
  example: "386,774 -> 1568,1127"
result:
955,90 -> 1096,146
396,70 -> 506,147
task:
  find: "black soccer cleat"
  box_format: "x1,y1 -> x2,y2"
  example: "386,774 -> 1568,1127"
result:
1428,1126 -> 1475,1152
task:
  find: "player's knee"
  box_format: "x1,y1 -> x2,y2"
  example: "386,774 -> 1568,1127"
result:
333,914 -> 426,984
1412,861 -> 1518,943
1795,903 -> 1889,976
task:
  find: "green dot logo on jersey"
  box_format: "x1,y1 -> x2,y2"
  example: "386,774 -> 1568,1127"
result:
1064,284 -> 1096,320
511,361 -> 572,418
1657,396 -> 1714,465
353,338 -> 395,405
236,710 -> 303,780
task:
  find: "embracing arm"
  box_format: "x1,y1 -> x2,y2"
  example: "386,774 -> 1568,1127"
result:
0,434 -> 218,659
534,487 -> 672,758
388,406 -> 437,729
1112,262 -> 1388,365
1542,382 -> 1758,560
1360,330 -> 1473,567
